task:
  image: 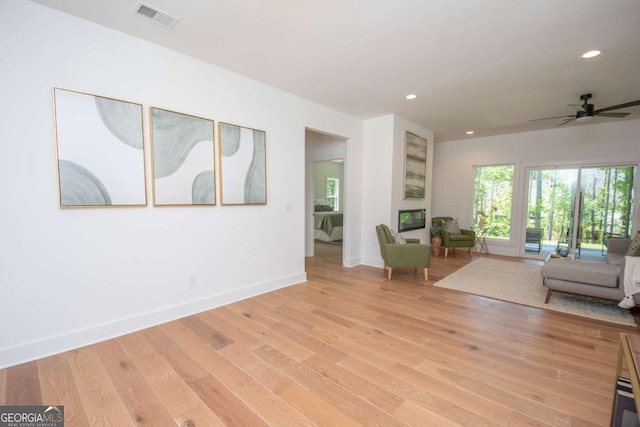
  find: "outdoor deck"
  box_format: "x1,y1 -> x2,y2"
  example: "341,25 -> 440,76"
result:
524,240 -> 610,262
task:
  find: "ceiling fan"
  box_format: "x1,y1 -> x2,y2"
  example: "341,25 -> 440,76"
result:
530,94 -> 640,127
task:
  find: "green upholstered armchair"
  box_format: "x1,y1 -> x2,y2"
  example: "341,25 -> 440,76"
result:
431,217 -> 475,258
375,224 -> 431,281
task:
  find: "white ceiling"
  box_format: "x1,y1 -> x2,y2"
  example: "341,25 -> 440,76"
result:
29,0 -> 640,142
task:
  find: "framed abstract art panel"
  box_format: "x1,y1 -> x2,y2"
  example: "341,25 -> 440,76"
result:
218,122 -> 267,205
150,107 -> 215,206
403,131 -> 428,199
53,87 -> 147,207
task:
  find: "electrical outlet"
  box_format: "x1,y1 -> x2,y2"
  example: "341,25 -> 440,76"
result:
189,275 -> 197,287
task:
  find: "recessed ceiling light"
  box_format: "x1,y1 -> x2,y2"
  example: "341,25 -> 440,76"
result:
466,131 -> 474,135
581,50 -> 601,59
405,94 -> 417,100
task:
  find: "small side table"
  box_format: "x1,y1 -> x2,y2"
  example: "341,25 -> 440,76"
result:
474,228 -> 489,254
611,333 -> 640,425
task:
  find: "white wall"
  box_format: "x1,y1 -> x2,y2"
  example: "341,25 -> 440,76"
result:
361,116 -> 395,266
432,119 -> 640,256
361,115 -> 434,267
0,0 -> 363,368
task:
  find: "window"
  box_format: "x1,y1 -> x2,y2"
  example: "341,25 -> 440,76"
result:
474,165 -> 514,239
326,177 -> 339,211
523,165 -> 636,259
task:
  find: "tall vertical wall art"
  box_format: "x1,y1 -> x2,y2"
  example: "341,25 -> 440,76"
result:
218,122 -> 267,205
53,88 -> 147,207
150,107 -> 215,206
403,131 -> 428,199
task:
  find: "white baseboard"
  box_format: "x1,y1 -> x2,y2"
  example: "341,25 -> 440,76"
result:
343,256 -> 362,267
360,257 -> 384,268
482,247 -> 517,257
0,272 -> 307,370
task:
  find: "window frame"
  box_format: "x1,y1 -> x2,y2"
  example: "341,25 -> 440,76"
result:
325,177 -> 340,211
473,163 -> 515,240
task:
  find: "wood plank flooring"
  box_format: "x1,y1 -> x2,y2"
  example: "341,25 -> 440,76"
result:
1,244 -> 637,426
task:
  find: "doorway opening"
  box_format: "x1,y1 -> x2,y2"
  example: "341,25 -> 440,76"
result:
305,129 -> 347,265
523,165 -> 636,261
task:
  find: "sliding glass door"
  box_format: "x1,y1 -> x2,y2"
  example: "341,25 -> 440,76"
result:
524,168 -> 579,259
523,165 -> 636,260
580,166 -> 636,249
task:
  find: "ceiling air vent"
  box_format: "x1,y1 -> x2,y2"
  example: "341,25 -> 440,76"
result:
132,2 -> 180,28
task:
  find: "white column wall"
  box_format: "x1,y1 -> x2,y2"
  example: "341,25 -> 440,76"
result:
361,115 -> 434,267
391,115 -> 434,244
361,116 -> 395,266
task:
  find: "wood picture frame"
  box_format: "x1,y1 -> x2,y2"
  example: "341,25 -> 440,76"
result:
53,87 -> 147,207
150,107 -> 216,206
403,131 -> 427,199
217,122 -> 267,205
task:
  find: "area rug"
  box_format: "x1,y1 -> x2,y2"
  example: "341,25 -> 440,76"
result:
434,258 -> 636,327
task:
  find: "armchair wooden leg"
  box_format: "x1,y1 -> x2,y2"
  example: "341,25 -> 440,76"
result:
469,247 -> 474,256
545,289 -> 552,304
423,268 -> 428,281
387,267 -> 393,280
444,247 -> 449,258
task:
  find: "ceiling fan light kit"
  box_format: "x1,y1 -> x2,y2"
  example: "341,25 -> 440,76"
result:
530,93 -> 640,127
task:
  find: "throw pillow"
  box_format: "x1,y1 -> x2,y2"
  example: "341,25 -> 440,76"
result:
445,218 -> 462,235
320,204 -> 333,211
389,229 -> 407,244
626,232 -> 640,256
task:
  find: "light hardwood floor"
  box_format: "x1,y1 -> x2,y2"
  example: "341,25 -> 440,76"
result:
1,244 -> 637,426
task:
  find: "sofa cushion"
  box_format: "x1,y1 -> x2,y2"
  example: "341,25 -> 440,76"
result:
607,238 -> 632,255
389,229 -> 406,244
444,218 -> 461,235
449,234 -> 473,242
605,252 -> 625,265
541,259 -> 620,288
626,232 -> 640,256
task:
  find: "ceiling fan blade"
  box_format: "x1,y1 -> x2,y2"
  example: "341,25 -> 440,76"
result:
529,115 -> 573,122
596,112 -> 630,118
568,104 -> 586,112
595,100 -> 640,113
557,118 -> 575,127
